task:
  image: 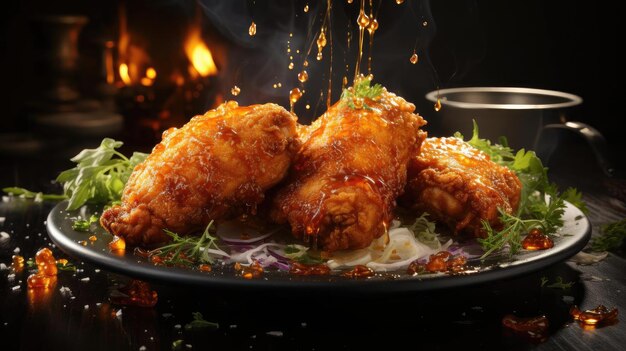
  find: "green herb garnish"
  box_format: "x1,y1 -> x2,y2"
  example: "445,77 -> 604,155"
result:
591,219 -> 626,252
154,221 -> 222,266
184,312 -> 219,331
545,276 -> 574,290
457,121 -> 586,259
171,339 -> 184,351
340,76 -> 383,109
540,276 -> 549,287
408,213 -> 441,249
72,214 -> 99,232
26,258 -> 77,272
2,187 -> 67,202
56,138 -> 148,210
284,244 -> 326,264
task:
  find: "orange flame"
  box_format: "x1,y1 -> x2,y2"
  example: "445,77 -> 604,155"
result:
184,28 -> 218,77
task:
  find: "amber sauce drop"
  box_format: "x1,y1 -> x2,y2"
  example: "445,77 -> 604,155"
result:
248,21 -> 257,36
316,31 -> 327,61
304,4 -> 309,12
570,305 -> 619,327
366,0 -> 378,74
298,70 -> 309,83
342,265 -> 374,278
290,262 -> 331,276
289,87 -> 303,113
434,98 -> 442,112
109,235 -> 126,251
110,280 -> 158,307
407,251 -> 467,275
27,248 -> 58,289
502,314 -> 550,343
522,228 -> 554,250
231,85 -> 241,96
396,0 -> 405,4
410,52 -> 418,64
234,262 -> 264,279
12,255 -> 24,272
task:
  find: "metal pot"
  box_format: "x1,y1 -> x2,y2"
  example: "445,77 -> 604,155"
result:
425,87 -> 613,176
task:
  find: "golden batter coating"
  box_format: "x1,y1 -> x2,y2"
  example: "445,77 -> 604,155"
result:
101,101 -> 299,247
401,137 -> 522,237
271,89 -> 427,252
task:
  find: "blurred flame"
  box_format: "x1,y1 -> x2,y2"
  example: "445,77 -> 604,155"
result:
184,28 -> 218,77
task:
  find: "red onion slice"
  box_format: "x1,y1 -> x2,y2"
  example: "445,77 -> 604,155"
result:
216,220 -> 277,244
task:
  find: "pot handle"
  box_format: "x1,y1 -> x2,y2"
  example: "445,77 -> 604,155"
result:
535,121 -> 614,177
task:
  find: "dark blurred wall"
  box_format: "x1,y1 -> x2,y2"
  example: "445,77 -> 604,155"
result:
1,0 -> 623,166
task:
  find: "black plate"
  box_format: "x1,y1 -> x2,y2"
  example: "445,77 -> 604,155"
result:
47,201 -> 590,293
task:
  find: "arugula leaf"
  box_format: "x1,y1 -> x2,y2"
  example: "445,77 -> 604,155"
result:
184,312 -> 218,330
591,219 -> 626,252
72,214 -> 99,232
2,187 -> 67,201
340,76 -> 383,109
57,138 -> 148,210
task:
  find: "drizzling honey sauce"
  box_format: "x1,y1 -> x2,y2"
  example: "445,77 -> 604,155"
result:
248,21 -> 257,36
570,305 -> 618,327
502,314 -> 549,343
342,265 -> 374,278
231,85 -> 241,96
289,262 -> 331,276
288,62 -> 295,70
304,4 -> 309,12
289,87 -> 303,113
410,52 -> 418,64
434,98 -> 442,112
110,280 -> 158,307
522,228 -> 554,250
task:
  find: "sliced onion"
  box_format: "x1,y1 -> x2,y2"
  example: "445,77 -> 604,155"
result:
216,220 -> 277,244
229,243 -> 286,264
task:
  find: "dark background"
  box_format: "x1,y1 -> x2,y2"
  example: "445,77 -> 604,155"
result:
0,0 -> 623,166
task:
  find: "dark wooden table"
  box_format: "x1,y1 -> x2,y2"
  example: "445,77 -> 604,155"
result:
1,139 -> 625,351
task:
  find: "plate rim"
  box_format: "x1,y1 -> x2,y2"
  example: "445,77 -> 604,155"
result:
47,201 -> 591,293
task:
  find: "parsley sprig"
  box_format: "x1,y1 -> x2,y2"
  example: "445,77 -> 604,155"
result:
340,76 -> 383,109
154,221 -> 223,266
456,121 -> 587,258
591,219 -> 626,252
72,214 -> 99,232
184,312 -> 219,330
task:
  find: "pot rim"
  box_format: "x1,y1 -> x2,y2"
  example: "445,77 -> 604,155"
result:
425,87 -> 582,110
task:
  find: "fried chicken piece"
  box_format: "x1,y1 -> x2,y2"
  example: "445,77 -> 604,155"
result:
101,101 -> 299,247
271,88 -> 427,252
401,137 -> 522,237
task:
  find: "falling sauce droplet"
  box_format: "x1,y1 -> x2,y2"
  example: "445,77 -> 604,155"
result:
249,22 -> 257,36
298,70 -> 309,83
304,4 -> 309,12
289,88 -> 303,112
305,104 -> 311,109
342,76 -> 348,89
288,62 -> 294,70
231,86 -> 241,96
396,0 -> 405,4
273,84 -> 277,89
357,10 -> 371,29
317,52 -> 323,61
317,32 -> 327,48
277,82 -> 282,87
303,60 -> 309,67
434,98 -> 442,112
423,21 -> 428,27
410,52 -> 418,64
367,18 -> 378,35
347,0 -> 354,3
